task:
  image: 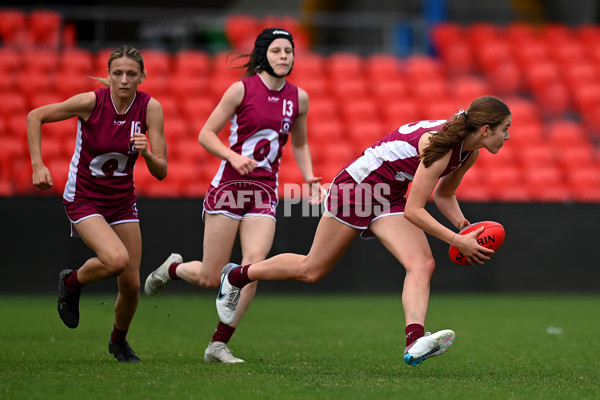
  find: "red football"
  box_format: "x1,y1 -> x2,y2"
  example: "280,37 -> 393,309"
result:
448,221 -> 505,265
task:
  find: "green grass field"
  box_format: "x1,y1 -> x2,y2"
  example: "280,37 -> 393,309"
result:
1,293 -> 599,400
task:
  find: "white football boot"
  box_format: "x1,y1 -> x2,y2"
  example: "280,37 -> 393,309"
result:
216,263 -> 242,324
204,341 -> 244,363
403,329 -> 455,366
144,253 -> 182,296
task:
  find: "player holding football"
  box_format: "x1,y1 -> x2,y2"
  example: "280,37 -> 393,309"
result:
27,45 -> 167,362
216,95 -> 511,366
144,28 -> 323,363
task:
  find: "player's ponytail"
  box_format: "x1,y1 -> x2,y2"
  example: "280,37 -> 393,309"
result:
420,96 -> 510,167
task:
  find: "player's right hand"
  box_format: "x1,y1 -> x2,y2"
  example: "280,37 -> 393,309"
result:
32,165 -> 53,191
230,154 -> 258,176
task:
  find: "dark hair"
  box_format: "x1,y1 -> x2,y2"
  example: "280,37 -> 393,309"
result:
93,45 -> 145,86
420,96 -> 511,167
228,28 -> 295,78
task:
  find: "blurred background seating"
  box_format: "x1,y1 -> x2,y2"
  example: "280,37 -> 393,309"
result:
2,2 -> 599,202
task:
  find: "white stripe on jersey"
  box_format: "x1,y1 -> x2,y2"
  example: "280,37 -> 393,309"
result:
346,140 -> 418,184
63,119 -> 84,202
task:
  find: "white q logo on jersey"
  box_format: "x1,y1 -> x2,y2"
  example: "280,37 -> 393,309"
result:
89,152 -> 129,177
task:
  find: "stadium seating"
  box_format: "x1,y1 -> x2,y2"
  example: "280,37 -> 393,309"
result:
4,13 -> 600,202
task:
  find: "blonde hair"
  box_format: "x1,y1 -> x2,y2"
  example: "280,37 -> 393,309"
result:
420,96 -> 511,167
92,45 -> 145,86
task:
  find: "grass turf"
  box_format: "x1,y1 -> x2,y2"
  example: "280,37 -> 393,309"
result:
1,293 -> 599,400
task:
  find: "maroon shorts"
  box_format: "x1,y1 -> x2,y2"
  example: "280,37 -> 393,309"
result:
325,170 -> 407,237
63,198 -> 139,237
203,180 -> 278,220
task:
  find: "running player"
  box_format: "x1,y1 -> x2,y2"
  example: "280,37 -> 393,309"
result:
27,45 -> 168,362
215,96 -> 511,366
144,28 -> 323,363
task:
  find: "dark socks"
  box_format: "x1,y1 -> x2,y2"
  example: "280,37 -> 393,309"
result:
211,321 -> 236,344
65,269 -> 84,292
405,323 -> 425,348
110,324 -> 127,343
227,264 -> 252,287
168,262 -> 181,280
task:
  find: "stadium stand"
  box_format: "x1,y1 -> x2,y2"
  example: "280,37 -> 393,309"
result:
2,10 -> 600,202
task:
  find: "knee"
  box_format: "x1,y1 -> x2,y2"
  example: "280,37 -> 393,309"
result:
298,260 -> 327,284
120,279 -> 140,298
405,255 -> 436,277
103,251 -> 129,276
197,272 -> 221,289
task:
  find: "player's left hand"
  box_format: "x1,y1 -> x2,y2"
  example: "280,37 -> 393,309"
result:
306,176 -> 325,205
457,219 -> 470,230
131,133 -> 149,155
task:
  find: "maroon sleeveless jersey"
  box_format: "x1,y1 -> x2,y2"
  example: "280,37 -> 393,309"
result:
210,74 -> 299,189
63,87 -> 151,206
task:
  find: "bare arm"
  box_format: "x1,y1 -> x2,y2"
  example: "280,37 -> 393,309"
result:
290,88 -> 323,204
433,149 -> 479,230
198,81 -> 257,176
404,151 -> 458,245
404,138 -> 491,264
27,92 -> 96,191
139,97 -> 167,180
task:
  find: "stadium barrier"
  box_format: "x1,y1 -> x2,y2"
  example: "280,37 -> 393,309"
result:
3,196 -> 597,294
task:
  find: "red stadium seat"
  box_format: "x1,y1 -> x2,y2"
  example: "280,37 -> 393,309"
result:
140,48 -> 171,77
0,136 -> 24,181
381,100 -> 420,129
555,143 -> 597,169
173,49 -> 212,78
532,81 -> 570,118
517,143 -> 557,169
158,94 -> 180,120
410,78 -> 448,107
329,76 -> 368,99
403,55 -> 445,83
308,98 -> 339,126
467,22 -> 503,50
0,9 -> 28,47
168,75 -> 209,102
291,75 -> 329,101
452,76 -> 492,109
485,60 -> 522,96
206,73 -> 239,102
371,78 -> 408,103
22,49 -> 59,75
475,40 -> 512,74
347,120 -> 384,153
547,120 -> 589,148
58,48 -> 94,75
504,97 -> 542,126
224,14 -> 260,52
138,73 -> 170,98
364,53 -> 403,82
339,98 -> 380,127
27,9 -> 62,49
327,52 -> 363,80
291,52 -> 325,80
421,99 -> 461,121
523,165 -> 566,201
308,117 -> 345,146
29,91 -> 63,110
0,92 -> 28,123
0,47 -> 21,75
164,115 -> 192,148
180,95 -> 216,123
507,121 -> 545,147
55,72 -> 97,99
